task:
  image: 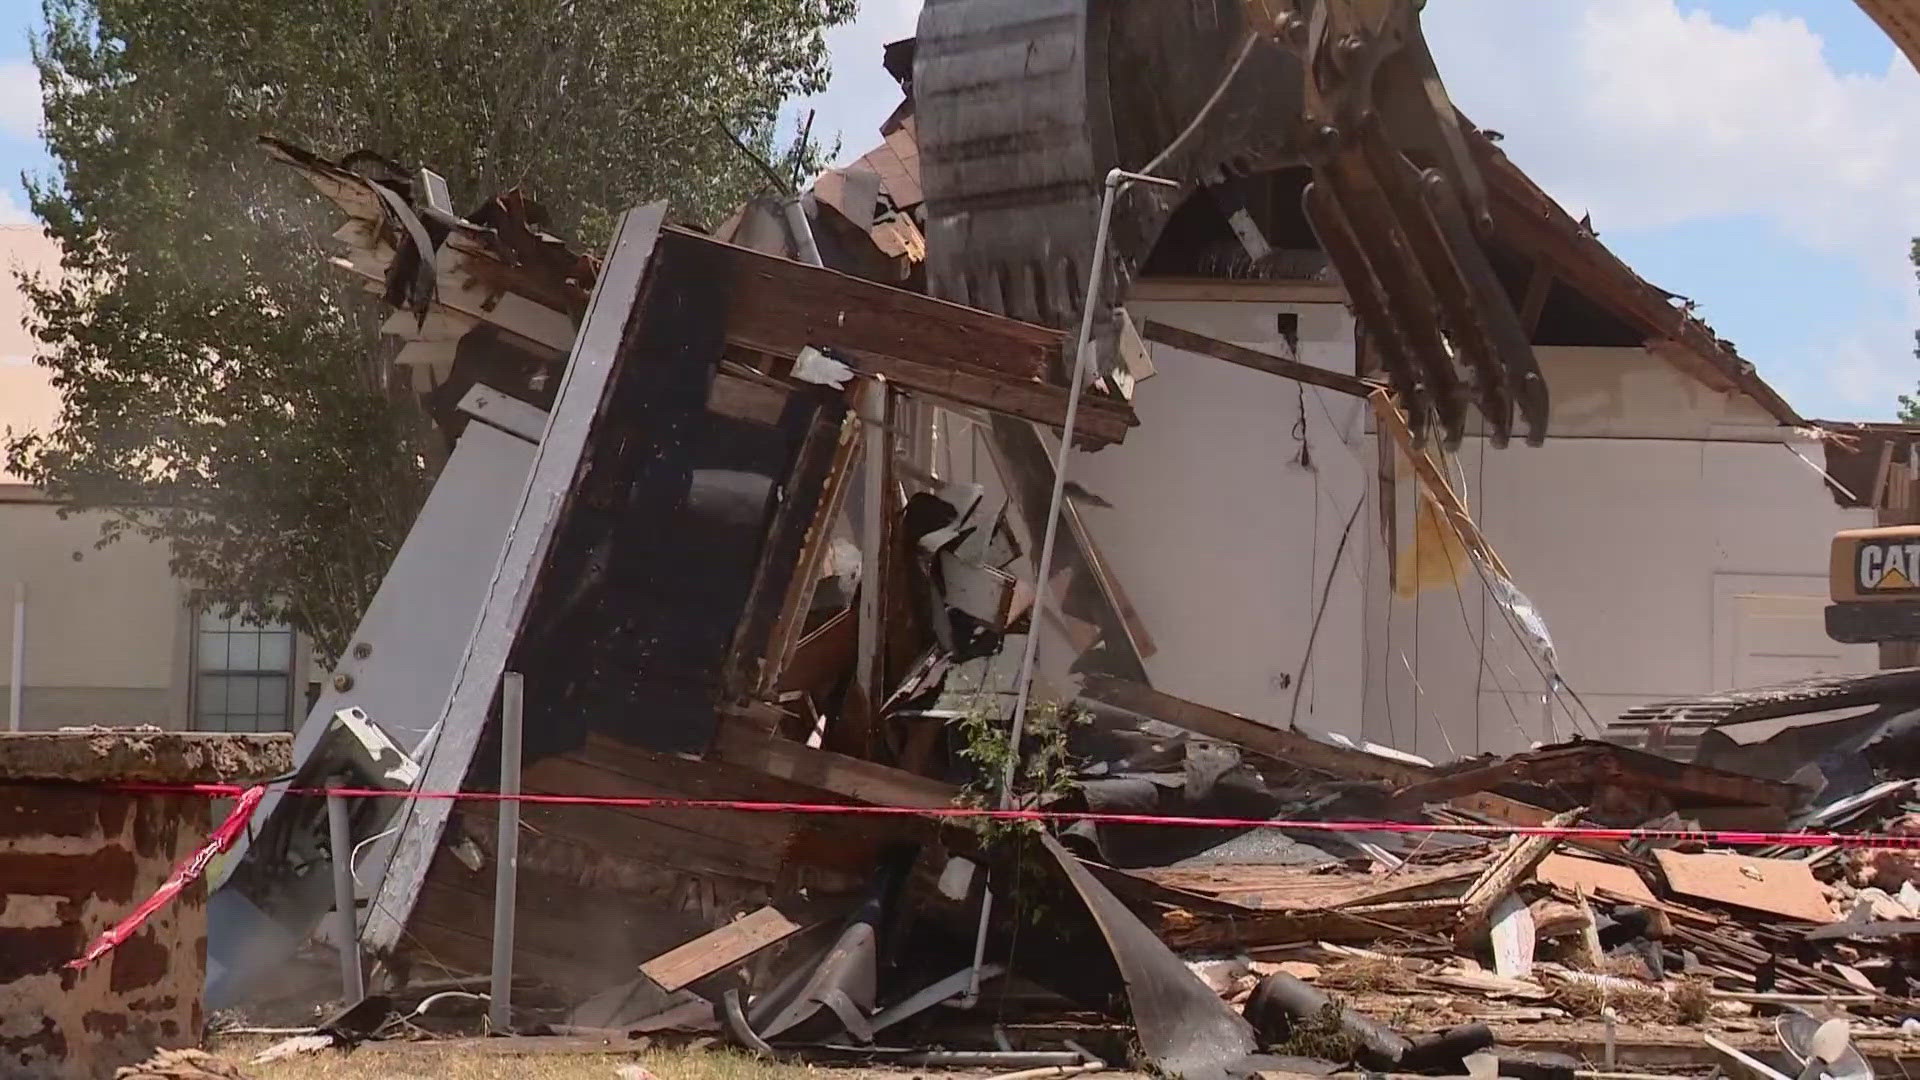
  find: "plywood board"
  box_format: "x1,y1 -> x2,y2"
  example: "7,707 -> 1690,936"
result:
1535,853 -> 1657,906
639,906 -> 804,991
1653,850 -> 1836,923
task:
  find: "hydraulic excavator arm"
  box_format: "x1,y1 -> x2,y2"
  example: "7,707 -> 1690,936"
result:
916,0 -> 1550,447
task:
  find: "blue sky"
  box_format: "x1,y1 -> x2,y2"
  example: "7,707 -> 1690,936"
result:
0,1 -> 1914,420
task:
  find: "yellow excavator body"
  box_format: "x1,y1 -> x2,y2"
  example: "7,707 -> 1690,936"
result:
1827,526 -> 1920,643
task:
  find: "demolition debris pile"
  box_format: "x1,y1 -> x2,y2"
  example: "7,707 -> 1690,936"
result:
162,123 -> 1920,1078
38,0 -> 1920,1072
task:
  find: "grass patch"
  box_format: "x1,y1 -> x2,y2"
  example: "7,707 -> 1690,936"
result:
1266,1001 -> 1358,1064
1316,955 -> 1418,994
1546,976 -> 1673,1023
1669,977 -> 1712,1024
213,1039 -> 862,1080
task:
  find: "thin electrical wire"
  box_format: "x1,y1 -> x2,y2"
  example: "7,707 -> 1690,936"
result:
1465,560 -> 1572,717
1399,651 -> 1458,759
1466,555 -> 1602,738
1437,530 -> 1533,747
349,824 -> 401,890
1443,440 -> 1533,746
1473,438 -> 1490,750
1287,492 -> 1366,729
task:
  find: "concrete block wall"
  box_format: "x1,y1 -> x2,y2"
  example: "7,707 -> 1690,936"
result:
0,731 -> 290,1078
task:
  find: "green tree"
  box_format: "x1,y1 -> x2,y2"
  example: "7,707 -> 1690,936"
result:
7,0 -> 853,663
1902,239 -> 1920,422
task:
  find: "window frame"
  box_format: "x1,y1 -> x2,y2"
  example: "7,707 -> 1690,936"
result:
189,604 -> 299,733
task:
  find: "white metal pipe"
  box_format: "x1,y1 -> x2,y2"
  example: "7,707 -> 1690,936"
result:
9,581 -> 23,732
326,789 -> 364,1000
783,195 -> 824,269
488,671 -> 525,1032
961,168 -> 1178,1006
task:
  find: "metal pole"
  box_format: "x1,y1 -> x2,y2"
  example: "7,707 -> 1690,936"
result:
962,168 -> 1178,1004
9,582 -> 24,732
854,378 -> 891,743
782,195 -> 824,269
326,787 -> 364,1001
488,671 -> 525,1032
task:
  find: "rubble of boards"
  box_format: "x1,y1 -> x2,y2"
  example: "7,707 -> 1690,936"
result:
211,140 -> 1920,1080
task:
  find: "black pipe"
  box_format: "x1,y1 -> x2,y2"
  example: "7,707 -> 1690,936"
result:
1243,972 -> 1410,1070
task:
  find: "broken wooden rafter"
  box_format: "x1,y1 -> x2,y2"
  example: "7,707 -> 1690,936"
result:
1140,320 -> 1380,399
271,138 -> 1135,448
758,408 -> 863,698
1158,899 -> 1461,950
831,345 -> 1135,447
1469,132 -> 1801,426
1392,740 -> 1799,814
709,717 -> 957,810
691,229 -> 1055,384
1452,807 -> 1582,948
1079,676 -> 1433,787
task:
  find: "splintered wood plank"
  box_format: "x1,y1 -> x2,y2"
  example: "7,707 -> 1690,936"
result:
1535,853 -> 1657,906
639,906 -> 805,992
710,718 -> 958,809
1138,860 -> 1481,910
1454,808 -> 1582,948
1653,850 -> 1837,923
1079,676 -> 1432,787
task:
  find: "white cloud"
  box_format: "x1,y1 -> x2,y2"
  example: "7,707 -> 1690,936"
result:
1432,2 -> 1920,261
1427,0 -> 1920,414
0,60 -> 41,142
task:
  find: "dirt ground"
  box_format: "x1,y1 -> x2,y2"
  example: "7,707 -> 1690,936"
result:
210,1038 -> 1021,1080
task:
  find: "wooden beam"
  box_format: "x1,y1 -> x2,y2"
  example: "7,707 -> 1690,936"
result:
1158,899 -> 1461,950
1129,277 -> 1348,304
1141,321 -> 1379,398
1472,135 -> 1802,425
844,377 -> 894,758
1371,389 -> 1514,580
1079,676 -> 1433,787
722,399 -> 850,704
759,409 -> 862,698
1452,807 -> 1582,948
638,906 -> 806,992
710,717 -> 958,810
685,229 -> 1063,386
834,346 -> 1135,448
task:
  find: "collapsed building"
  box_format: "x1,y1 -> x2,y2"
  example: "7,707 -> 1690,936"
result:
197,2 -> 1920,1076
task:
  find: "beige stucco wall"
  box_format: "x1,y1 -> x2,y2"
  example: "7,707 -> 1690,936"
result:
0,226 -> 196,730
1002,291 -> 1879,762
0,225 -> 62,486
0,495 -> 188,729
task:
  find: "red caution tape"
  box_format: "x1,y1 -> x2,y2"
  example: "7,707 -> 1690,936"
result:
97,779 -> 1920,851
68,785 -> 266,971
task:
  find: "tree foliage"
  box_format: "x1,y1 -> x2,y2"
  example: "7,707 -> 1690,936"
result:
1903,239 -> 1920,423
8,0 -> 854,663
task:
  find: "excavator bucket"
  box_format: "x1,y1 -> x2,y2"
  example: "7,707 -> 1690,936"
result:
915,0 -> 1549,447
